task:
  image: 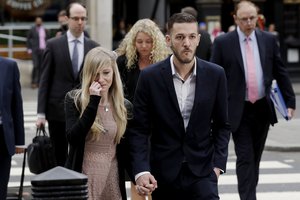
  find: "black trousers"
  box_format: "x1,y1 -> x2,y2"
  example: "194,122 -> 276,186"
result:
0,125 -> 12,199
152,163 -> 219,200
232,98 -> 270,200
31,49 -> 44,85
48,120 -> 68,166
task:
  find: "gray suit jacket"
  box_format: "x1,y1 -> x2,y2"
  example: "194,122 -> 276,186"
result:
37,34 -> 99,121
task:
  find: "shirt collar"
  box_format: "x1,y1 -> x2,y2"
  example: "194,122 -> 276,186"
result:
170,55 -> 197,76
67,30 -> 84,44
237,26 -> 256,43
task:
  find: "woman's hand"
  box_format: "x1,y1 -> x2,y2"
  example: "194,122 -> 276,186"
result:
89,81 -> 102,96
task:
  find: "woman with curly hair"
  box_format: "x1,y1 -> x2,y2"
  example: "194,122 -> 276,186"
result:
115,18 -> 171,103
64,47 -> 132,200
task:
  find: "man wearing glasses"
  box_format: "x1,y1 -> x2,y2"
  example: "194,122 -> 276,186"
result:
211,1 -> 296,200
36,2 -> 99,166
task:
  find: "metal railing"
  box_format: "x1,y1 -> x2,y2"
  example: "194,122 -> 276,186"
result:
0,23 -> 59,58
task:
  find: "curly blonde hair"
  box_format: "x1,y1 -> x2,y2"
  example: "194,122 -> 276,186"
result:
115,18 -> 171,69
74,47 -> 127,143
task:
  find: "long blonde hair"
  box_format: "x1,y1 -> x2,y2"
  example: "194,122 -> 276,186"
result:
115,18 -> 171,69
74,47 -> 127,143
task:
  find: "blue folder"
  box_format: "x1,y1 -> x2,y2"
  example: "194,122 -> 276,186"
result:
270,80 -> 289,120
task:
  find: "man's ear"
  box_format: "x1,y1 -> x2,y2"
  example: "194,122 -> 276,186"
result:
166,35 -> 171,47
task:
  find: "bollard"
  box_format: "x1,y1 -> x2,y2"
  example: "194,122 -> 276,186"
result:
30,166 -> 88,200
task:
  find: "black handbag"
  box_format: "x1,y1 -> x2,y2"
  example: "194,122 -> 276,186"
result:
27,126 -> 57,174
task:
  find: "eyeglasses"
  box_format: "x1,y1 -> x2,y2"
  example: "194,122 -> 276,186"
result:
70,17 -> 88,22
237,16 -> 257,24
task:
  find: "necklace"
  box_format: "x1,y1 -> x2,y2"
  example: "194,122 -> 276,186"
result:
99,103 -> 110,112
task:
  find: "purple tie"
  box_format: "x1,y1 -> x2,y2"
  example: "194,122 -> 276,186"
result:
245,37 -> 258,103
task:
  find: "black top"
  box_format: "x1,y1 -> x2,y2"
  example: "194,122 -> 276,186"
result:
117,55 -> 141,103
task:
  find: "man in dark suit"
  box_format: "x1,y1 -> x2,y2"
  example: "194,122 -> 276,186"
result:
127,13 -> 230,200
210,1 -> 296,200
27,16 -> 49,88
0,57 -> 25,199
36,2 -> 99,166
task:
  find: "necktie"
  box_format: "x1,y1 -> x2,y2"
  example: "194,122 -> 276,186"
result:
245,37 -> 258,103
72,40 -> 79,78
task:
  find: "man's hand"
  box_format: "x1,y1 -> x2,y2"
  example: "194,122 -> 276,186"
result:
15,147 -> 25,154
36,117 -> 46,128
135,173 -> 157,196
288,108 -> 295,119
213,167 -> 222,179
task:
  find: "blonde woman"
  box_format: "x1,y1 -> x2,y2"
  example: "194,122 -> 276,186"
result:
116,18 -> 171,103
65,47 -> 131,200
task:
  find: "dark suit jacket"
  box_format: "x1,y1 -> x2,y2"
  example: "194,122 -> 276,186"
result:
37,34 -> 99,121
0,57 -> 25,156
196,30 -> 212,61
128,56 -> 231,183
210,29 -> 296,132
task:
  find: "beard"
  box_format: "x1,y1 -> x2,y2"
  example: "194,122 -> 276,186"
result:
170,45 -> 195,64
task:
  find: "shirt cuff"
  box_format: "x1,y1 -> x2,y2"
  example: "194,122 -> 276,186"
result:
135,171 -> 151,182
37,113 -> 46,119
15,145 -> 26,148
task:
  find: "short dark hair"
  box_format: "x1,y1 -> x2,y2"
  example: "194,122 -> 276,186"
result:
167,13 -> 198,34
66,2 -> 87,17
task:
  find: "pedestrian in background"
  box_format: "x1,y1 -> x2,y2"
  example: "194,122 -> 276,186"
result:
116,18 -> 170,103
181,6 -> 212,61
0,56 -> 25,199
27,16 -> 49,89
113,18 -> 127,50
65,47 -> 131,200
128,13 -> 230,199
210,1 -> 296,200
36,2 -> 99,167
55,10 -> 68,37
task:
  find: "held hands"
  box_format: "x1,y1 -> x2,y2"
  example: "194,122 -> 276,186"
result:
89,81 -> 102,96
135,173 -> 157,196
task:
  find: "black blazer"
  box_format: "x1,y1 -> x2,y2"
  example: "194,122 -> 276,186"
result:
37,34 -> 99,121
0,57 -> 25,156
117,55 -> 141,103
211,29 -> 296,132
128,56 -> 231,183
